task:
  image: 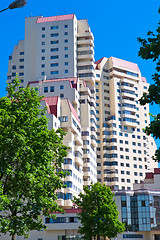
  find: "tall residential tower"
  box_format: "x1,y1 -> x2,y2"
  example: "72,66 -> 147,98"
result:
7,14 -> 157,199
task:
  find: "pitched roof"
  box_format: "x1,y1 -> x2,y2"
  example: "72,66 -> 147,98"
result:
111,57 -> 139,72
43,96 -> 59,116
141,77 -> 147,83
67,99 -> 80,124
37,14 -> 75,23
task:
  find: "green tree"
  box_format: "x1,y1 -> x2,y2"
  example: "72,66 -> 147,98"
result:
0,78 -> 68,240
73,182 -> 125,240
138,8 -> 160,161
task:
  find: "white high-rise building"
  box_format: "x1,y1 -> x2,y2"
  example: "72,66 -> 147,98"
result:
5,12 -> 158,240
7,13 -> 157,196
95,57 -> 157,190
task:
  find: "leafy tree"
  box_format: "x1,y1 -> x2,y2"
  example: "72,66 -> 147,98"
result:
138,8 -> 160,161
0,78 -> 68,240
73,182 -> 125,240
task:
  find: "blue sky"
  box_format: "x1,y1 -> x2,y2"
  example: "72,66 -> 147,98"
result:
0,0 -> 160,147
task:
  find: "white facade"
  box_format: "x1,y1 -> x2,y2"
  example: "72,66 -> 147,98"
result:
94,56 -> 158,190
4,12 -> 159,240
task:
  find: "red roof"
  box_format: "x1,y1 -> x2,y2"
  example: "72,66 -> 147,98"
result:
111,57 -> 139,72
145,173 -> 154,179
51,208 -> 81,214
145,168 -> 160,180
67,99 -> 80,124
37,14 -> 75,23
43,96 -> 59,117
141,77 -> 147,83
154,168 -> 160,174
95,57 -> 105,65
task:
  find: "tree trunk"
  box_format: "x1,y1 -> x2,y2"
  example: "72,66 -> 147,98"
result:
97,235 -> 100,240
11,234 -> 16,240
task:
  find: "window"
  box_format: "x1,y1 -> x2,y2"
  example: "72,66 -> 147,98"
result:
42,49 -> 45,53
19,65 -> 24,69
41,64 -> 45,68
20,58 -> 24,62
51,40 -> 59,44
125,133 -> 128,137
42,42 -> 45,45
126,171 -> 130,175
60,94 -> 64,98
42,57 -> 45,60
51,33 -> 59,37
64,24 -> 68,28
65,32 -> 68,35
50,71 -> 58,74
121,163 -> 124,166
50,63 -> 58,67
42,34 -> 45,38
127,179 -> 130,183
20,52 -> 24,55
65,70 -> 68,73
44,87 -> 48,93
120,140 -> 123,143
125,141 -> 128,144
65,39 -> 68,43
50,86 -> 54,92
12,65 -> 16,69
126,163 -> 130,167
51,48 -> 59,52
121,171 -> 124,174
65,47 -> 68,50
42,27 -> 45,31
65,62 -> 68,65
134,164 -> 137,168
41,72 -> 45,76
50,55 -> 59,59
60,85 -> 64,89
65,54 -> 68,58
51,26 -> 58,29
134,172 -> 138,176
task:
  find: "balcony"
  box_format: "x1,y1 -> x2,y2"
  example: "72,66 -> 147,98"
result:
121,91 -> 136,99
75,135 -> 83,146
77,38 -> 94,46
75,151 -> 83,166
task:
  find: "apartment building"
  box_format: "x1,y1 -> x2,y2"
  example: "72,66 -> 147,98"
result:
7,14 -> 97,208
7,13 -> 157,195
4,12 -> 159,240
95,57 -> 157,190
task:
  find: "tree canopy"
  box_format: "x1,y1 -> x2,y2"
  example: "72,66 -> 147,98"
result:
0,78 -> 68,240
73,182 -> 125,240
138,8 -> 160,161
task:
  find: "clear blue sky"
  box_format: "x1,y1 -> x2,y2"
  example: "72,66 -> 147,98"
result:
0,0 -> 160,147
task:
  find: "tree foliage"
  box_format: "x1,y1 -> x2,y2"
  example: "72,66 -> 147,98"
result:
0,78 -> 68,240
73,182 -> 125,240
138,8 -> 160,161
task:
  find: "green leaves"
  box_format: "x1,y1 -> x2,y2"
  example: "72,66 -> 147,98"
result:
73,182 -> 125,239
0,77 -> 68,238
138,9 -> 160,162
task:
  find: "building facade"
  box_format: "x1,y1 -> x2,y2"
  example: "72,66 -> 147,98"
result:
94,57 -> 157,190
3,12 -> 158,240
115,168 -> 160,240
